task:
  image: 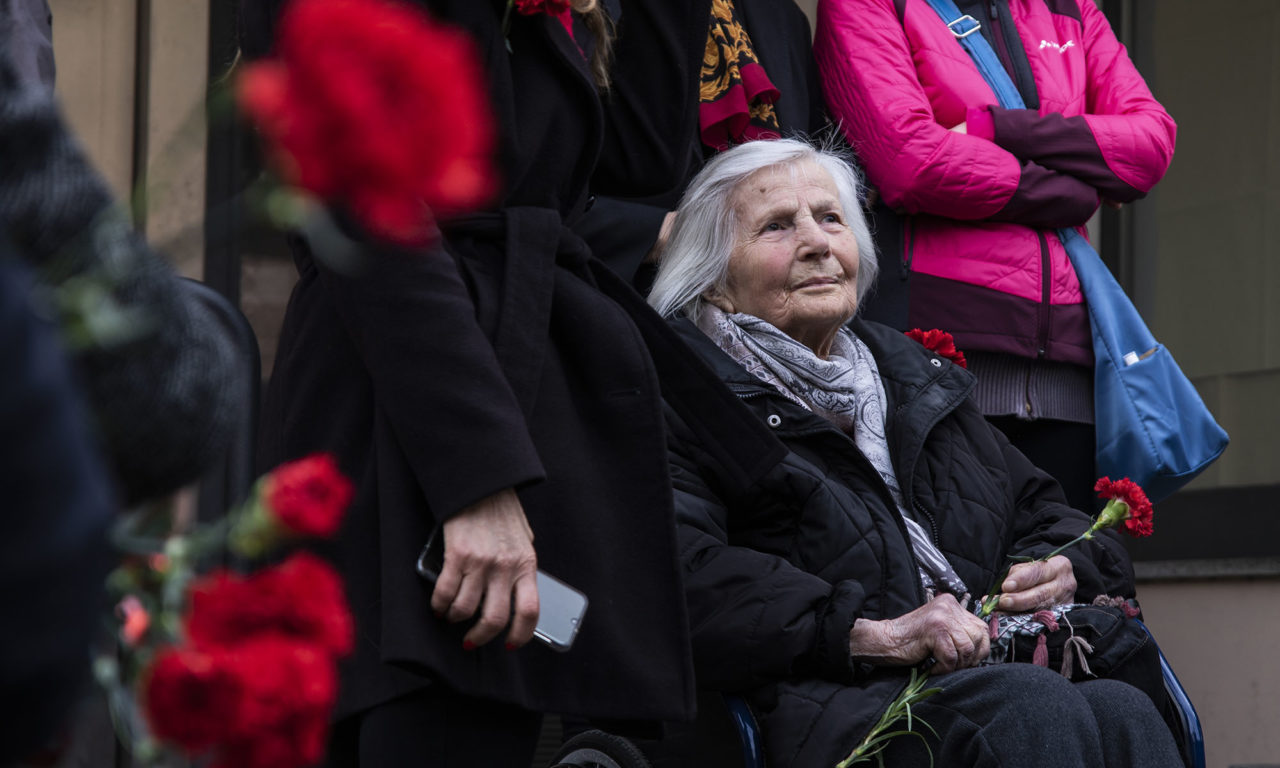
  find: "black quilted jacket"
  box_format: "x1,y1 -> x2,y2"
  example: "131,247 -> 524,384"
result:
666,316 -> 1135,767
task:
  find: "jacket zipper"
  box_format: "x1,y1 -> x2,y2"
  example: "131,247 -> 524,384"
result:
902,216 -> 915,279
1025,232 -> 1052,417
987,0 -> 1018,83
1036,231 -> 1051,359
912,499 -> 942,548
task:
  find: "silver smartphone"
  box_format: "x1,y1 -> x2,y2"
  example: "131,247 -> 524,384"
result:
415,528 -> 588,652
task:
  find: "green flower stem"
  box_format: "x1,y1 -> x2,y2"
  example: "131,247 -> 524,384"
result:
835,667 -> 941,767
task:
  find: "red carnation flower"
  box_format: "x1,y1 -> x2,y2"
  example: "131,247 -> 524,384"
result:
185,569 -> 265,650
264,453 -> 353,538
185,554 -> 354,659
254,553 -> 356,658
514,0 -> 572,14
224,635 -> 336,737
207,635 -> 337,768
143,647 -> 240,752
237,0 -> 497,246
905,328 -> 967,369
146,638 -> 340,768
1094,476 -> 1155,537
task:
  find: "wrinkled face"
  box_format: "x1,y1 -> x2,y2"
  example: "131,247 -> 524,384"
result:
707,160 -> 860,357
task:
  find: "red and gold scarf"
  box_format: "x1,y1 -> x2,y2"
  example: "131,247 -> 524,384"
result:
698,0 -> 781,151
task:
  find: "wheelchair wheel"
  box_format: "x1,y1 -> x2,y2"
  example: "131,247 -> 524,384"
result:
549,729 -> 653,768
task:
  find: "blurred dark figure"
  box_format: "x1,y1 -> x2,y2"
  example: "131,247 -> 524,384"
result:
0,244 -> 114,766
0,56 -> 243,506
0,26 -> 245,764
0,0 -> 54,89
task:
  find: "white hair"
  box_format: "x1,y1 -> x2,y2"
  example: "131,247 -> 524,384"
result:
647,138 -> 878,323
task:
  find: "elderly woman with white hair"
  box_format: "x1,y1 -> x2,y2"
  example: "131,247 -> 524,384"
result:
648,138 -> 1182,767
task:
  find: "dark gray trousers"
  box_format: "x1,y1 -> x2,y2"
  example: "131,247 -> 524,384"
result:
881,664 -> 1183,767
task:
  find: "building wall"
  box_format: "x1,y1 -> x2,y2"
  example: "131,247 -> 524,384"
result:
47,0 -> 137,202
49,0 -> 208,278
1127,3 -> 1280,765
1140,580 -> 1280,768
1133,1 -> 1280,492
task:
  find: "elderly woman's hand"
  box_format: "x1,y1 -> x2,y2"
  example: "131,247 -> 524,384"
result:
997,555 -> 1076,612
430,488 -> 540,650
849,594 -> 990,673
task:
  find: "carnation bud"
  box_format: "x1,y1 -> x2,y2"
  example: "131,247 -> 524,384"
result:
1093,498 -> 1131,531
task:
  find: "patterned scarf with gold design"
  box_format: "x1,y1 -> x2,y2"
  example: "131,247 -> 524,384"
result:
699,0 -> 781,151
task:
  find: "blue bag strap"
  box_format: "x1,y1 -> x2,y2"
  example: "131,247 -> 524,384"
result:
922,0 -> 1095,289
921,0 -> 1027,109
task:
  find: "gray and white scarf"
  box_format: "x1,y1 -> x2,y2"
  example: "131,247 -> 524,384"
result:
698,306 -> 968,598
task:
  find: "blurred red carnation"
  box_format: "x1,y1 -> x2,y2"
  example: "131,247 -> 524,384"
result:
185,554 -> 354,658
214,635 -> 338,768
185,569 -> 264,649
256,553 -> 355,658
237,0 -> 497,246
144,647 -> 240,752
264,453 -> 353,538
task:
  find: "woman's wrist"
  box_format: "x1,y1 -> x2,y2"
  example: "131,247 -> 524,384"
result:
848,617 -> 903,665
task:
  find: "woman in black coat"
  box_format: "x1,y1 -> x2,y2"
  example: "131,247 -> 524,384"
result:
646,138 -> 1181,767
250,1 -> 696,764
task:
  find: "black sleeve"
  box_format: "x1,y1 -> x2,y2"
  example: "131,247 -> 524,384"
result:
667,405 -> 862,691
573,196 -> 667,286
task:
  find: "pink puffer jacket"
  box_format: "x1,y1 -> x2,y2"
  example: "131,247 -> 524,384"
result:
815,0 -> 1175,364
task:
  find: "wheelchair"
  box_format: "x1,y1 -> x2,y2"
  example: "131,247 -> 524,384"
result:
551,621 -> 1204,768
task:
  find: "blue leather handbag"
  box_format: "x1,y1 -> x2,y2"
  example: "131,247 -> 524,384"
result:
923,0 -> 1228,502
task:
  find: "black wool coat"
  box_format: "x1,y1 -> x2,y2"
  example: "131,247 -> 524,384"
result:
665,317 -> 1135,767
257,0 -> 700,724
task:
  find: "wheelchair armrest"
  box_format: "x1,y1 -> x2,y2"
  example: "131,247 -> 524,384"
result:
723,695 -> 766,768
1135,619 -> 1206,768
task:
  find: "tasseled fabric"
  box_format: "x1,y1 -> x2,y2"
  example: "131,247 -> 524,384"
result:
1032,634 -> 1049,667
1059,612 -> 1095,679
